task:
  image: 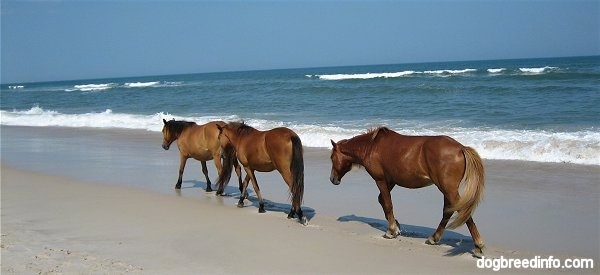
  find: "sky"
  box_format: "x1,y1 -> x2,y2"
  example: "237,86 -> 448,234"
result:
1,0 -> 599,84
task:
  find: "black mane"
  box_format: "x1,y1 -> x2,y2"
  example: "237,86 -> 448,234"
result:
165,120 -> 196,134
227,121 -> 255,134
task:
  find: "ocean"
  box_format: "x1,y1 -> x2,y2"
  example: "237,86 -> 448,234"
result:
2,56 -> 599,165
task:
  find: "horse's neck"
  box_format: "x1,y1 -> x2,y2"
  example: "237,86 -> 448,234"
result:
237,127 -> 259,138
344,135 -> 373,164
226,128 -> 250,146
174,122 -> 196,136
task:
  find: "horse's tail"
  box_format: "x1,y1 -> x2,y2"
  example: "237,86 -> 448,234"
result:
447,146 -> 485,229
290,135 -> 304,210
216,145 -> 235,191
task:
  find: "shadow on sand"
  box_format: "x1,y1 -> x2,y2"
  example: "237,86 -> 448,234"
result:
241,195 -> 316,223
178,180 -> 316,223
338,214 -> 474,257
179,180 -> 212,190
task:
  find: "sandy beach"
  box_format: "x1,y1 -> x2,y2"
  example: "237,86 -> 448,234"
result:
1,126 -> 598,274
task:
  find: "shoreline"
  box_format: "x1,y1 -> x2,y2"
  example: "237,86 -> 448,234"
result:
1,125 -> 599,273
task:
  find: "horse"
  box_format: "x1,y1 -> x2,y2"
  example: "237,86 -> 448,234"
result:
329,127 -> 485,257
161,119 -> 243,194
216,122 -> 307,225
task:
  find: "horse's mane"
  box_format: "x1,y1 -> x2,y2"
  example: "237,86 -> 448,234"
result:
227,121 -> 256,135
165,119 -> 196,133
366,126 -> 390,141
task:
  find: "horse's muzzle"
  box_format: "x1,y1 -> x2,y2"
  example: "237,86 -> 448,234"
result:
162,144 -> 170,150
330,175 -> 341,185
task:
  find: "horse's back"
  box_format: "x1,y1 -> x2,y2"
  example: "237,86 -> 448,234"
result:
201,120 -> 226,139
259,127 -> 299,165
264,127 -> 300,149
266,127 -> 298,139
183,121 -> 224,139
375,132 -> 466,187
179,121 -> 225,159
382,132 -> 463,158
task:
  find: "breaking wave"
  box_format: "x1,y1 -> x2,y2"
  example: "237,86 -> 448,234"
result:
1,106 -> 598,165
311,66 -> 562,80
62,80 -> 181,92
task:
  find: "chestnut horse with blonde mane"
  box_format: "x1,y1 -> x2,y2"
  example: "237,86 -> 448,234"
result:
216,122 -> 307,225
161,119 -> 242,194
329,127 -> 485,257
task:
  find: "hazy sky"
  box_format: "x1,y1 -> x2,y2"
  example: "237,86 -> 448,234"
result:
1,0 -> 599,83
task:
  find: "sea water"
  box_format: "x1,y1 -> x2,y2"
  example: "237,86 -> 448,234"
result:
2,56 -> 599,165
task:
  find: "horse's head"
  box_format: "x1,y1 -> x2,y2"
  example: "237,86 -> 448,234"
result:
161,119 -> 176,150
329,139 -> 353,185
216,123 -> 233,150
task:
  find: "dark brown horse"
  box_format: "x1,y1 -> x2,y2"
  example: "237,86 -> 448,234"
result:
329,127 -> 485,257
161,119 -> 242,194
216,122 -> 307,225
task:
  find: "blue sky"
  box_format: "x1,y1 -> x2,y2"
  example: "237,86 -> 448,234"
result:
1,0 -> 599,84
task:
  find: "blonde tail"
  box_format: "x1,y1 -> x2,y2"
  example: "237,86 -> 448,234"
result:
447,146 -> 485,229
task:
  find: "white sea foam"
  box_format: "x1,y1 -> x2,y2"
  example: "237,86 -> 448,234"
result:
313,66 -> 562,81
423,68 -> 477,74
67,83 -> 116,92
125,81 -> 160,88
163,81 -> 184,86
62,80 -> 176,91
519,66 -> 557,74
316,71 -> 416,80
487,68 -> 506,74
2,107 -> 599,165
314,69 -> 476,80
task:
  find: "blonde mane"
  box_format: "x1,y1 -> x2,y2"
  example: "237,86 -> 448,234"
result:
366,126 -> 390,141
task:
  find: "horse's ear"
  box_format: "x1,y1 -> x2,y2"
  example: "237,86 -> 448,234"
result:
330,139 -> 337,149
163,119 -> 167,125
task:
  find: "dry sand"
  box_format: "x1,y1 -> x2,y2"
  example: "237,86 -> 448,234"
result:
1,126 -> 598,274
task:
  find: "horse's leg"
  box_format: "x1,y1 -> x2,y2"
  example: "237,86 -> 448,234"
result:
233,160 -> 245,196
466,217 -> 485,258
237,174 -> 251,208
175,155 -> 188,189
426,196 -> 454,245
278,169 -> 299,219
200,161 -> 213,192
246,169 -> 266,213
213,152 -> 225,195
376,180 -> 400,239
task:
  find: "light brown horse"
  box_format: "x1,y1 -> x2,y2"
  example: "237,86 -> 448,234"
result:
329,127 -> 485,257
216,122 -> 307,225
161,119 -> 242,194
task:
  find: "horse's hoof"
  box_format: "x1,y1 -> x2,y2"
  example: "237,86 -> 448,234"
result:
300,216 -> 309,226
473,250 -> 484,259
258,208 -> 266,213
237,202 -> 244,208
287,212 -> 295,219
383,231 -> 399,239
206,187 -> 213,192
425,237 -> 439,245
175,185 -> 182,190
473,244 -> 485,258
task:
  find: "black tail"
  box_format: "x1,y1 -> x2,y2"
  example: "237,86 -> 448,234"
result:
290,136 -> 304,210
216,145 -> 236,191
